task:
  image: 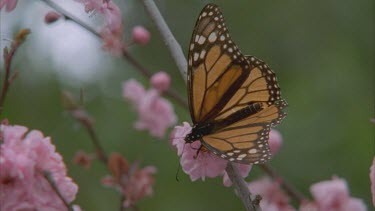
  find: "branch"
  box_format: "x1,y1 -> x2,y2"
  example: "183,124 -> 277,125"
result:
140,1 -> 259,210
226,163 -> 262,211
0,29 -> 30,115
62,92 -> 108,163
43,170 -> 74,211
140,0 -> 187,82
40,0 -> 188,108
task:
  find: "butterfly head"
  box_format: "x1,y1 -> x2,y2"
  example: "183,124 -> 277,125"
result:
185,123 -> 215,143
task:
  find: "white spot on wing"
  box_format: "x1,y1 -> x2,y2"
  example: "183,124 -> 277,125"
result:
208,32 -> 217,42
193,52 -> 199,61
190,43 -> 194,50
238,154 -> 247,158
248,149 -> 257,154
197,36 -> 206,45
200,50 -> 206,59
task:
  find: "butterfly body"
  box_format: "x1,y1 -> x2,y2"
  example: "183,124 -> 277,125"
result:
185,4 -> 287,164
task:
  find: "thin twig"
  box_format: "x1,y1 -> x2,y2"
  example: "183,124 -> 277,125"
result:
139,0 -> 187,82
0,30 -> 30,115
84,120 -> 108,163
139,1 -> 258,210
259,164 -> 306,202
63,91 -> 108,163
43,170 -> 74,211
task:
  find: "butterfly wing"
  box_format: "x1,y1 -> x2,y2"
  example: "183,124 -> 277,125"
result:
187,4 -> 251,124
201,100 -> 287,164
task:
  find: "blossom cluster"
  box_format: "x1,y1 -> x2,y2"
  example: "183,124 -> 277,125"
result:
0,124 -> 79,210
122,72 -> 177,138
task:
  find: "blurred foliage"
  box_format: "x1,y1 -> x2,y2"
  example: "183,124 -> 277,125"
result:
1,0 -> 374,210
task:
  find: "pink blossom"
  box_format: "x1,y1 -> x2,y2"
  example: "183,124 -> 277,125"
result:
122,79 -> 177,138
0,0 -> 17,12
72,205 -> 83,211
269,129 -> 283,156
75,0 -> 106,13
102,153 -> 156,208
309,177 -> 367,211
151,71 -> 171,92
181,141 -> 228,181
44,11 -> 62,24
299,202 -> 319,211
170,124 -> 227,181
132,26 -> 151,45
76,0 -> 124,55
170,122 -> 192,156
222,163 -> 252,187
73,150 -> 95,169
0,124 -> 78,211
100,1 -> 124,55
248,177 -> 294,211
122,79 -> 146,104
371,157 -> 375,207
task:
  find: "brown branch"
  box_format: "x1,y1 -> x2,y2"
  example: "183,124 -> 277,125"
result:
43,170 -> 74,211
226,163 -> 262,211
259,164 -> 306,203
83,118 -> 108,163
62,92 -> 108,163
0,29 -> 30,115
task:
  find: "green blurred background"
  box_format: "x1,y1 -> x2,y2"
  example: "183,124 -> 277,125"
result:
1,0 -> 374,210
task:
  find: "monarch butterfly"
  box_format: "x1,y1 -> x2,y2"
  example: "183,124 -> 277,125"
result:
184,4 -> 287,164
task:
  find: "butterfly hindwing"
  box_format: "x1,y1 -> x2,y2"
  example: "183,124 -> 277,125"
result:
201,100 -> 287,164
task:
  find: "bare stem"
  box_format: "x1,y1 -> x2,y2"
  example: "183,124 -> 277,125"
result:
0,29 -> 30,115
84,120 -> 108,163
139,0 -> 187,82
259,164 -> 306,203
43,170 -> 74,211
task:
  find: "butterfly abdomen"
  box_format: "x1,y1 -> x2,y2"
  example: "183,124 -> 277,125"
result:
220,103 -> 263,127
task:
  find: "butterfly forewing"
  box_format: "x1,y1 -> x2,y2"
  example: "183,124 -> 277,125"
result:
188,4 -> 250,124
213,56 -> 283,120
